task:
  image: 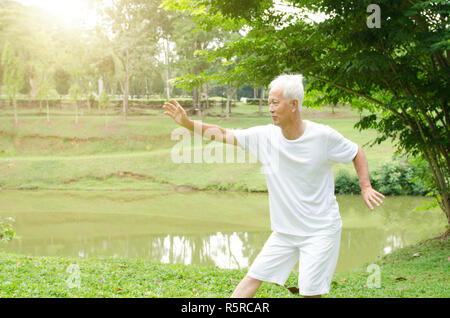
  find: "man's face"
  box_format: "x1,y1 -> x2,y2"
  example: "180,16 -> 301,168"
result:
268,86 -> 296,127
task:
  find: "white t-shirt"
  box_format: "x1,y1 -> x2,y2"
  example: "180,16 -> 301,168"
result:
231,119 -> 359,236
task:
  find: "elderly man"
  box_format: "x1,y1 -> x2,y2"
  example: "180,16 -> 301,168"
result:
163,74 -> 385,298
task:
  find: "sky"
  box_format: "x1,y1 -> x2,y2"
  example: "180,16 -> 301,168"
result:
15,0 -> 101,28
15,0 -> 327,26
14,0 -> 326,62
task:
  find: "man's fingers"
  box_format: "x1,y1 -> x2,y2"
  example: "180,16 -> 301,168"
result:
163,102 -> 176,112
171,99 -> 181,108
374,190 -> 385,198
370,196 -> 380,206
371,190 -> 384,204
364,191 -> 384,210
373,194 -> 383,204
365,199 -> 374,210
163,111 -> 175,119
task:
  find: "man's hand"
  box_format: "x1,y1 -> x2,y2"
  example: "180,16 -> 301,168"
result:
163,99 -> 191,128
352,147 -> 385,211
361,186 -> 385,210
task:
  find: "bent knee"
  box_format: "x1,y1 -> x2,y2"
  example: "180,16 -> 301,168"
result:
244,275 -> 263,285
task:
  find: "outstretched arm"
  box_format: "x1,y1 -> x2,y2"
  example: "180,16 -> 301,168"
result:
163,99 -> 238,146
352,146 -> 385,210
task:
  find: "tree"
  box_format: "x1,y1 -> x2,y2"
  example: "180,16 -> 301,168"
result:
169,0 -> 450,234
102,0 -> 163,120
171,73 -> 208,116
162,2 -> 245,115
213,64 -> 247,120
259,86 -> 265,114
166,9 -> 224,113
37,79 -> 58,124
54,67 -> 71,95
69,83 -> 81,125
98,90 -> 110,128
1,41 -> 24,126
0,1 -> 59,99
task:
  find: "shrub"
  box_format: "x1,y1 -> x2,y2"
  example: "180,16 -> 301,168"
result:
245,98 -> 268,106
334,154 -> 430,196
371,155 -> 429,196
335,170 -> 362,195
98,91 -> 110,111
0,216 -> 16,243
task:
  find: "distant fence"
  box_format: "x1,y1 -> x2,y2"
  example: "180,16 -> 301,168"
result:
0,98 -> 235,110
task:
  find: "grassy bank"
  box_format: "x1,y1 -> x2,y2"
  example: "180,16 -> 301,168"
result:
0,235 -> 448,298
0,103 -> 396,192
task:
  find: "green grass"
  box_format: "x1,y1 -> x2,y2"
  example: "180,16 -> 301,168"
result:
0,235 -> 447,298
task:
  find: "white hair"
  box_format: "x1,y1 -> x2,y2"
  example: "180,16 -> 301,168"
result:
269,74 -> 304,111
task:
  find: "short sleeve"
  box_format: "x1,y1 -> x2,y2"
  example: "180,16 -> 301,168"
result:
326,127 -> 359,164
230,125 -> 268,158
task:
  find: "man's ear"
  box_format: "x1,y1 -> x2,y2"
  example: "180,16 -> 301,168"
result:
291,99 -> 298,112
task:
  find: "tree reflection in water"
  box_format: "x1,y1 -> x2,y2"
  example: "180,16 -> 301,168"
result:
3,228 -> 435,273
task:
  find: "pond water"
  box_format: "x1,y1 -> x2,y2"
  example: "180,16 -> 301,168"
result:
0,190 -> 446,274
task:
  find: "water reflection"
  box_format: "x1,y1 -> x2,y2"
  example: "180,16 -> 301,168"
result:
383,235 -> 404,255
0,228 -> 429,273
9,231 -> 269,269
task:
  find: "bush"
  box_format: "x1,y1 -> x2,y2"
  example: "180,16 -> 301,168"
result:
334,154 -> 430,196
0,216 -> 16,243
335,170 -> 362,195
371,155 -> 429,196
98,91 -> 110,111
0,99 -> 62,107
245,98 -> 268,106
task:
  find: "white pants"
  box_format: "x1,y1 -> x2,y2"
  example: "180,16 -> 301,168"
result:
247,228 -> 341,296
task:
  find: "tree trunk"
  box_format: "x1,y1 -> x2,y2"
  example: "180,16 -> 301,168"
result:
87,94 -> 91,113
259,86 -> 265,114
98,76 -> 104,96
165,38 -> 170,100
226,84 -> 236,120
75,101 -> 79,125
46,99 -> 50,123
221,86 -> 225,116
13,96 -> 18,126
123,48 -> 129,121
202,83 -> 209,109
253,87 -> 258,99
443,193 -> 449,232
193,86 -> 201,117
145,77 -> 149,100
29,77 -> 39,99
226,93 -> 230,119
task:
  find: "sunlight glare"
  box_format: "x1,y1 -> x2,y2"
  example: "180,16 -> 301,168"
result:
16,0 -> 98,27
